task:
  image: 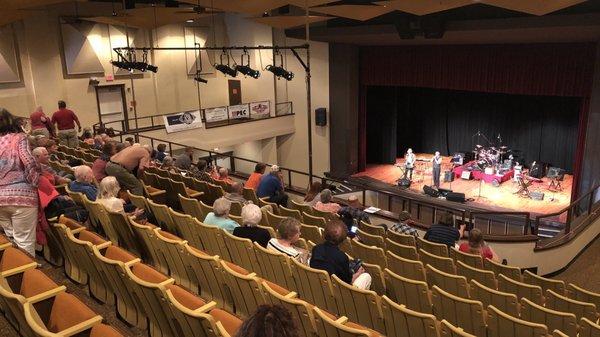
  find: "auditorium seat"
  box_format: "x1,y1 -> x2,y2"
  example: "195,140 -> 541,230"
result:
385,238 -> 419,261
0,268 -> 66,336
258,197 -> 279,214
254,242 -> 297,292
83,197 -> 120,245
380,295 -> 438,337
351,239 -> 387,269
143,183 -> 167,205
312,207 -> 338,220
330,274 -> 385,332
154,228 -> 195,290
169,208 -> 203,250
65,184 -> 86,206
289,258 -> 338,314
456,260 -> 497,289
261,280 -> 318,337
545,289 -> 598,322
221,230 -> 260,273
206,183 -> 225,205
190,179 -> 211,205
219,260 -> 268,318
23,292 -> 103,336
302,212 -> 327,228
228,214 -> 243,225
359,221 -> 386,238
126,190 -> 149,212
146,198 -> 179,235
484,258 -> 522,281
450,248 -> 484,269
498,273 -> 544,305
469,279 -> 519,317
0,247 -> 37,278
418,237 -> 449,257
567,283 -> 600,311
266,211 -> 287,230
242,187 -> 260,205
290,200 -> 312,218
580,317 -> 600,337
386,230 -> 417,247
155,175 -> 177,208
440,319 -> 477,337
258,224 -> 277,238
278,205 -> 303,221
89,324 -> 126,337
356,229 -> 385,248
523,270 -> 566,295
383,268 -> 433,314
312,307 -> 373,337
363,262 -> 386,296
198,200 -> 215,220
106,211 -> 144,258
426,264 -> 470,298
431,285 -> 487,337
50,218 -> 86,284
420,249 -> 456,274
486,304 -> 548,337
213,179 -> 231,193
300,223 -> 323,245
520,297 -> 577,337
182,245 -> 231,312
178,194 -> 207,222
552,329 -> 570,337
386,251 -> 427,282
192,219 -> 231,261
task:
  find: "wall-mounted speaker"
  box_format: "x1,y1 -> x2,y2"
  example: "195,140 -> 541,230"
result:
315,108 -> 327,126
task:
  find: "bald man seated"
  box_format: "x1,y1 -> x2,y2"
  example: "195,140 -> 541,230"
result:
68,165 -> 98,201
105,144 -> 152,195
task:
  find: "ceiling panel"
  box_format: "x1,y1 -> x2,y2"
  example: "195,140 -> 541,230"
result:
82,6 -> 212,29
251,15 -> 331,29
287,0 -> 337,8
481,0 -> 587,15
179,0 -> 288,14
374,0 -> 474,15
309,4 -> 395,21
0,10 -> 30,28
0,0 -> 84,10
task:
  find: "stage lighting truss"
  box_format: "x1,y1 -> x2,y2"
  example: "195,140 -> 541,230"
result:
234,49 -> 260,79
266,49 -> 293,81
214,49 -> 238,77
111,49 -> 158,73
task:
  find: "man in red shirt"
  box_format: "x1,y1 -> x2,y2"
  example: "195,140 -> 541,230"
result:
29,106 -> 52,138
51,100 -> 81,148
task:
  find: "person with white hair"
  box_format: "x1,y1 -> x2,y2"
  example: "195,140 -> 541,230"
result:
68,165 -> 97,201
216,167 -> 234,185
267,217 -> 309,263
29,106 -> 52,138
224,182 -> 247,204
256,165 -> 288,206
203,197 -> 239,233
32,147 -> 70,185
233,203 -> 271,247
314,189 -> 341,213
97,176 -> 143,217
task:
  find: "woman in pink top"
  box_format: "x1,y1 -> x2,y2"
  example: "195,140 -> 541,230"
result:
459,228 -> 500,262
314,188 -> 341,213
0,109 -> 40,255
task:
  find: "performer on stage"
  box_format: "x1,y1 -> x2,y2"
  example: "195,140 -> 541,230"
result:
405,148 -> 416,180
431,151 -> 442,188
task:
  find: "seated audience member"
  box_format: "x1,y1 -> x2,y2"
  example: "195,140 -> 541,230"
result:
97,176 -> 141,216
174,147 -> 194,170
114,141 -> 128,152
100,133 -> 111,144
304,181 -> 323,207
245,163 -> 266,190
314,189 -> 341,213
32,147 -> 70,185
310,220 -> 372,290
459,228 -> 500,262
124,137 -> 134,146
235,305 -> 300,337
189,159 -> 212,181
338,195 -> 370,230
256,165 -> 288,206
92,141 -> 116,183
225,182 -> 247,204
233,203 -> 271,247
203,197 -> 239,233
161,156 -> 176,172
39,174 -> 88,224
424,212 -> 465,248
81,128 -> 94,145
93,135 -> 104,150
0,109 -> 40,256
216,167 -> 234,185
154,143 -> 168,162
38,138 -> 60,162
69,165 -> 97,201
389,211 -> 419,237
267,217 -> 309,263
105,143 -> 152,195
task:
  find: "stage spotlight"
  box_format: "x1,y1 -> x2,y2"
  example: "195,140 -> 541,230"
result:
234,49 -> 260,78
266,64 -> 293,81
214,63 -> 237,77
194,74 -> 208,83
145,63 -> 158,73
111,60 -> 133,72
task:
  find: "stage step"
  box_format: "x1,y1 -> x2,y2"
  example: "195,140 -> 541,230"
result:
537,226 -> 563,238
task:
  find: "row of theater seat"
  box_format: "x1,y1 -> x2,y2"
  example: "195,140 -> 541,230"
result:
0,233 -> 125,337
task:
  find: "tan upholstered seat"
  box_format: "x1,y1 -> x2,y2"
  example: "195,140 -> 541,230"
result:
386,238 -> 419,260
169,208 -> 203,250
106,210 -> 144,258
300,223 -> 323,245
386,251 -> 427,282
426,264 -> 470,298
469,279 -> 519,317
146,198 -> 179,235
303,212 -> 327,228
484,258 -> 521,281
545,289 -> 598,322
356,228 -> 385,248
523,270 -> 566,295
313,307 -> 374,337
219,260 -> 268,318
580,317 -> 600,337
450,248 -> 484,269
242,187 -> 260,205
431,285 -> 486,337
456,260 -> 497,289
498,273 -> 544,305
290,200 -> 313,217
266,211 -> 287,230
192,219 -> 231,260
359,221 -> 386,237
520,297 -> 577,337
440,319 -> 477,337
420,248 -> 456,274
331,274 -> 385,332
387,230 -> 417,246
179,194 -> 206,221
0,247 -> 37,278
351,239 -> 387,269
381,295 -> 439,337
153,228 -> 195,290
418,237 -> 449,257
278,206 -> 303,221
254,242 -> 297,291
383,268 -> 433,314
262,281 -> 318,337
487,304 -> 548,337
289,258 -> 338,314
221,230 -> 261,273
567,283 -> 600,312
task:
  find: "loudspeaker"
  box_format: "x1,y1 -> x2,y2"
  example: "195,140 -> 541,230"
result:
315,108 -> 327,126
531,191 -> 545,201
398,178 -> 411,188
530,162 -> 549,179
423,185 -> 440,198
547,167 -> 565,181
446,192 -> 466,203
444,171 -> 454,182
461,171 -> 472,180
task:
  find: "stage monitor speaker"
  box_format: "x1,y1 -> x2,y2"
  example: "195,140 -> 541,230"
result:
438,188 -> 452,197
446,192 -> 466,203
531,191 -> 545,201
444,171 -> 454,182
529,162 -> 549,179
547,167 -> 565,181
398,178 -> 411,188
461,171 -> 472,180
315,108 -> 327,126
423,185 -> 440,198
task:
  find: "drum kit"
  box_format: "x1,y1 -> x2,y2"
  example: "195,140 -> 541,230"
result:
473,145 -> 511,173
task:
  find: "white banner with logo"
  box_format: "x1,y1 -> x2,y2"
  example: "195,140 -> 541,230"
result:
228,104 -> 250,120
249,101 -> 270,118
204,106 -> 228,123
163,110 -> 203,133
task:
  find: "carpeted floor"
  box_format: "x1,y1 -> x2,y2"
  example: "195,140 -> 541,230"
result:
551,233 -> 600,293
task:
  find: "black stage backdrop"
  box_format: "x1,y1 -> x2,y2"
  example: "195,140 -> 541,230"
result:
366,86 -> 580,172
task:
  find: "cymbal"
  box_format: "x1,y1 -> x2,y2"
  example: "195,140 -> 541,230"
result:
499,146 -> 508,149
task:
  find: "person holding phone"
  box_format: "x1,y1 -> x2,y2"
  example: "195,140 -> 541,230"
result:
424,212 -> 465,248
310,220 -> 372,290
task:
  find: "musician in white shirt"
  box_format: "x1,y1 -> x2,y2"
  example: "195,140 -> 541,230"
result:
431,151 -> 442,188
405,148 -> 416,180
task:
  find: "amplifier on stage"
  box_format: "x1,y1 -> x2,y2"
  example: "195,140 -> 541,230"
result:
461,171 -> 472,180
444,171 -> 454,182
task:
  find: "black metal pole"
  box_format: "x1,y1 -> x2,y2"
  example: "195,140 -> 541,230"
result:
113,45 -> 309,52
305,0 -> 313,184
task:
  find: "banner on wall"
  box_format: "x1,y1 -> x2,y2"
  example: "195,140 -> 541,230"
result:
204,106 -> 229,123
228,104 -> 250,120
163,110 -> 203,133
249,101 -> 270,118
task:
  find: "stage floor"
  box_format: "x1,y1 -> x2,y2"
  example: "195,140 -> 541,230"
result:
352,154 -> 572,216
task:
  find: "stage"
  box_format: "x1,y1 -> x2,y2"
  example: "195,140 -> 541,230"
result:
351,154 -> 572,217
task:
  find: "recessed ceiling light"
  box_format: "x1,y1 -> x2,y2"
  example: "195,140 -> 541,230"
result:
186,19 -> 194,23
